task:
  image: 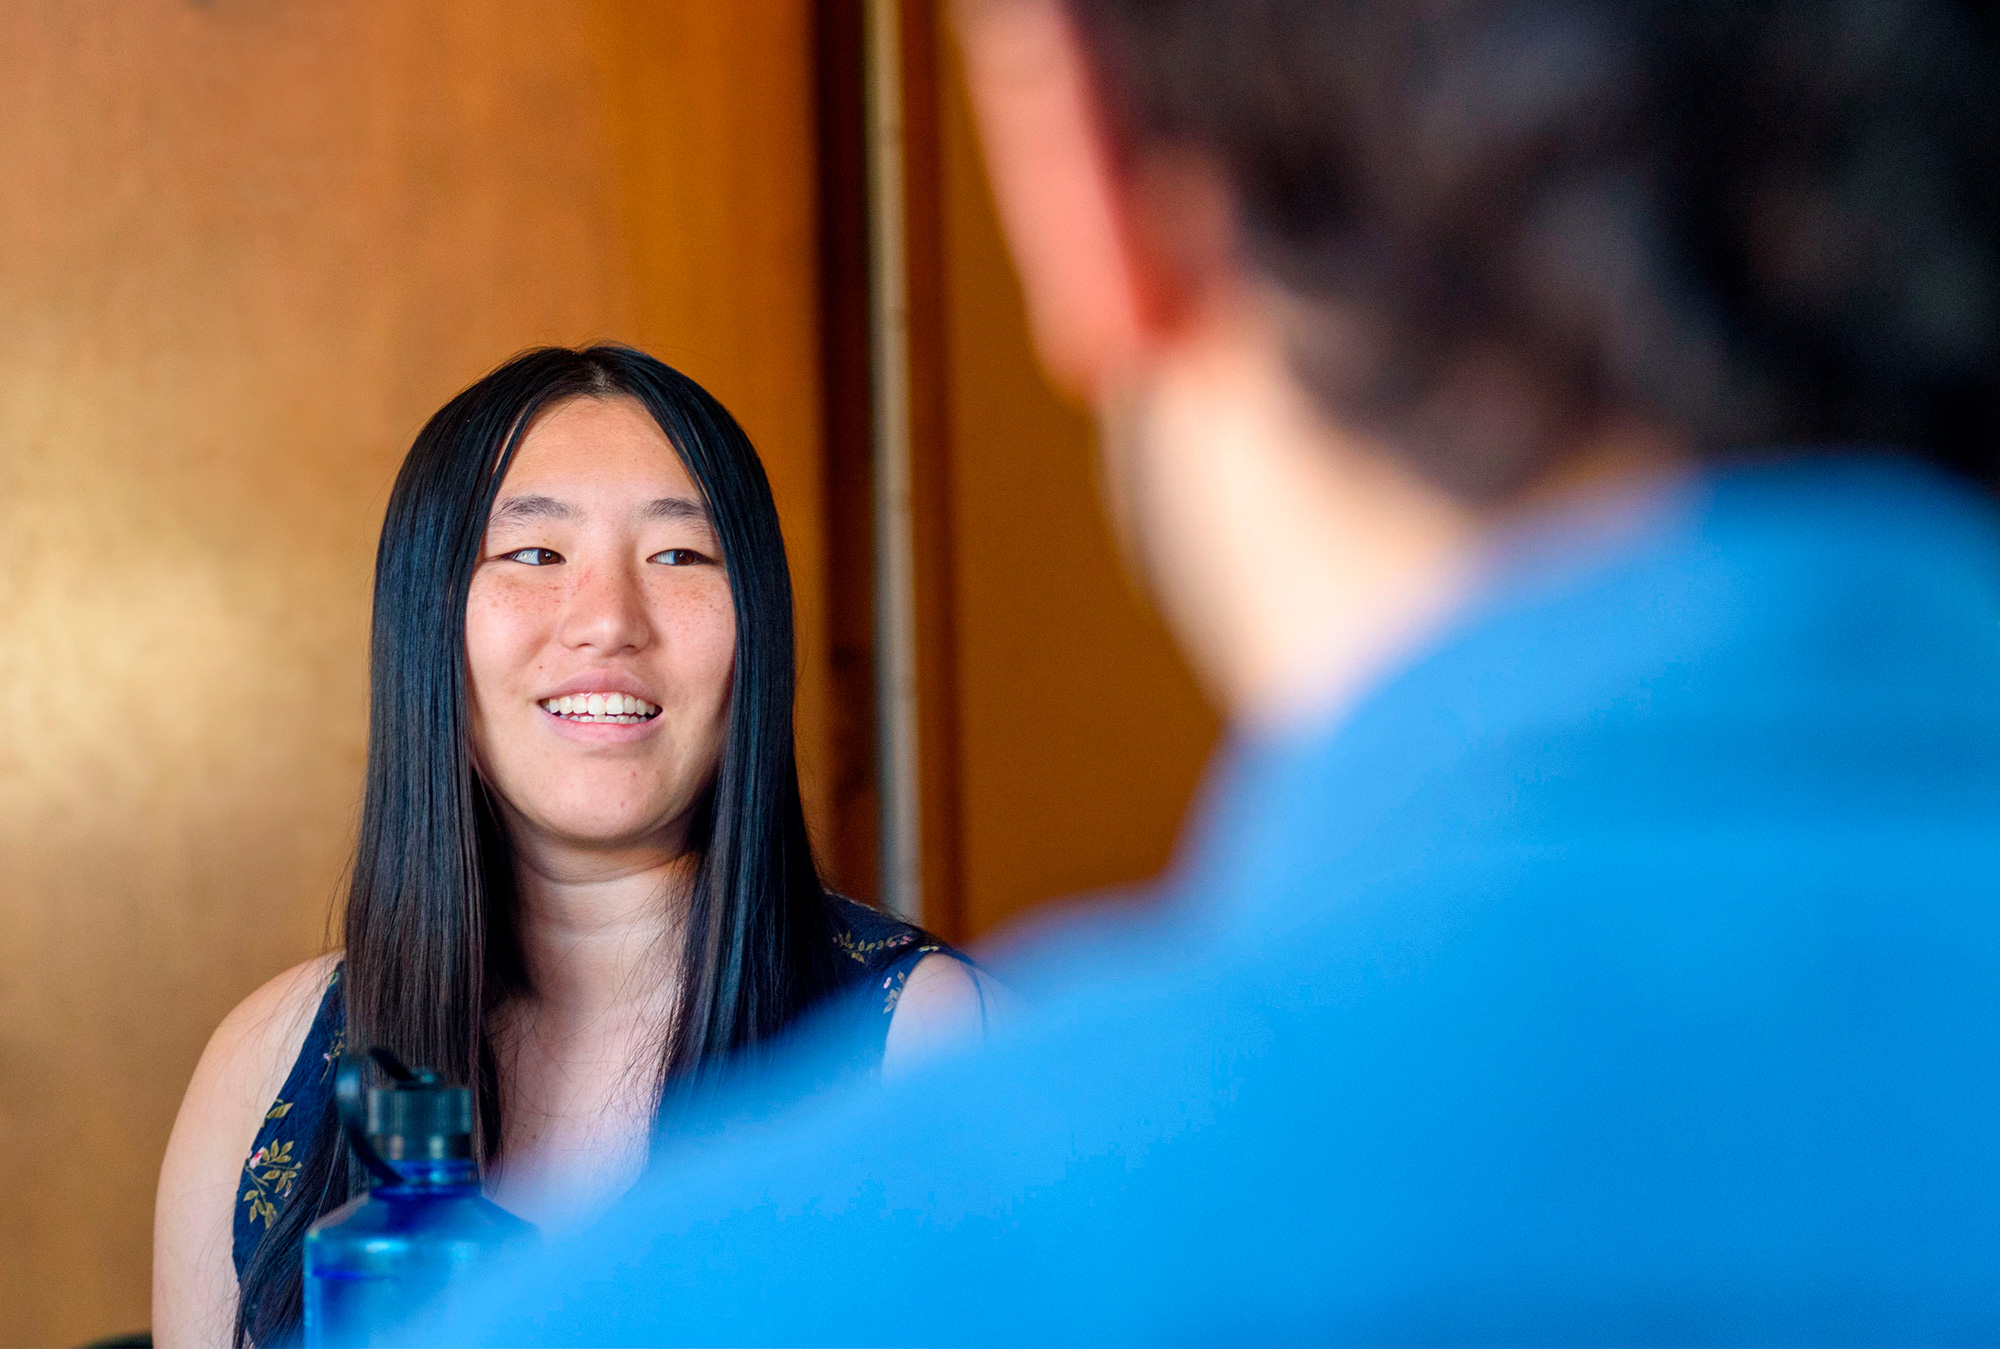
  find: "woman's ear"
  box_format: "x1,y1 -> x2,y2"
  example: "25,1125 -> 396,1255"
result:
955,0 -> 1236,399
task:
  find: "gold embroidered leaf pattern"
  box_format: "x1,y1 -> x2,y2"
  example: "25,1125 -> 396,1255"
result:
836,928 -> 917,964
238,966 -> 342,1253
880,945 -> 944,1013
240,1139 -> 301,1229
320,1028 -> 346,1080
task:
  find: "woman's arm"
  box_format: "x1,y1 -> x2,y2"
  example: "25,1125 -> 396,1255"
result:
882,954 -> 998,1077
153,954 -> 339,1349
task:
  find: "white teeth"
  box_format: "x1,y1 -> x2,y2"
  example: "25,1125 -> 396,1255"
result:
540,693 -> 658,721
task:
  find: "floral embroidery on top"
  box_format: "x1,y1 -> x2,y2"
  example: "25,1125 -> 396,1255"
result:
319,966 -> 346,1079
837,928 -> 917,964
235,965 -> 342,1250
241,1133 -> 301,1230
881,943 -> 943,1013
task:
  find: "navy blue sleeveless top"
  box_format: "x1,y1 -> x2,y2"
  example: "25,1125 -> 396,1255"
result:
232,896 -> 959,1280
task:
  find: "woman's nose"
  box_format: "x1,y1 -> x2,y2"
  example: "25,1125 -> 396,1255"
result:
557,561 -> 652,654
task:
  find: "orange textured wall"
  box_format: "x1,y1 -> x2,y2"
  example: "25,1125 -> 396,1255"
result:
931,22 -> 1220,938
0,3 -> 824,1342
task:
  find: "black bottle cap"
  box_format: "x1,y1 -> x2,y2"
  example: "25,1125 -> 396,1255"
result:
336,1048 -> 478,1175
366,1068 -> 475,1162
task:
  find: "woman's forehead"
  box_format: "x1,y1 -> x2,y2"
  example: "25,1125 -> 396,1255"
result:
501,395 -> 698,497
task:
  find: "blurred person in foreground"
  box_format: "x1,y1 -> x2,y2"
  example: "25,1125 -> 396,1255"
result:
424,0 -> 2000,1341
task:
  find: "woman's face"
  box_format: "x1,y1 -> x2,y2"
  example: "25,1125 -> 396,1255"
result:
465,395 -> 736,861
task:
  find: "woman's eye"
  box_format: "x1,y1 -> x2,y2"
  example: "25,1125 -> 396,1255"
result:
504,547 -> 563,566
649,548 -> 710,567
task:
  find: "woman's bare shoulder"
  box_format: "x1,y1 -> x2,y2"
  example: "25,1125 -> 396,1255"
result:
199,951 -> 343,1123
882,952 -> 999,1076
153,951 -> 342,1343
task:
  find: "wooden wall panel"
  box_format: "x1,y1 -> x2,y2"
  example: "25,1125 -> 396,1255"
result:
0,3 -> 823,1342
928,16 -> 1220,937
903,0 -> 967,939
813,0 -> 883,905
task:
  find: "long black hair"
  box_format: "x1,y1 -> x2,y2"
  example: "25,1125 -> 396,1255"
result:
237,345 -> 847,1343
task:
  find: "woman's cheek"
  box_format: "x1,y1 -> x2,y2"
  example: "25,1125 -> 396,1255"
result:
695,588 -> 738,711
467,573 -> 552,676
654,581 -> 736,699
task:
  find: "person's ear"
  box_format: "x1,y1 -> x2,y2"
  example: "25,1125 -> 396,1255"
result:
955,0 -> 1234,399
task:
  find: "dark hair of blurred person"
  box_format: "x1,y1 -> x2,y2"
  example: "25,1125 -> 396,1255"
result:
152,347 -> 985,1348
418,4 -> 2000,1344
1068,0 -> 1999,502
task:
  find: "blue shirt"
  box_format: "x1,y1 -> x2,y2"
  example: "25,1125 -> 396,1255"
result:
426,455 -> 2000,1344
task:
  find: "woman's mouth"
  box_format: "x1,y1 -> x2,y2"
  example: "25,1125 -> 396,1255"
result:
538,693 -> 661,724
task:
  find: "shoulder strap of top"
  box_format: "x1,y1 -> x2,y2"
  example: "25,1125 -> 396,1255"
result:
231,962 -> 346,1283
823,894 -> 974,1050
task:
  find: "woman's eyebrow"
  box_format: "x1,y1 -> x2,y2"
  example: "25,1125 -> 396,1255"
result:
643,496 -> 711,525
488,494 -> 709,527
490,494 -> 575,525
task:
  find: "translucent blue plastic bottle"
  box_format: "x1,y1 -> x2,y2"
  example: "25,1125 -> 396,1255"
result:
303,1049 -> 534,1347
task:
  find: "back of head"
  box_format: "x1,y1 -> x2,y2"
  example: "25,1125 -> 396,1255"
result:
1066,0 -> 2000,499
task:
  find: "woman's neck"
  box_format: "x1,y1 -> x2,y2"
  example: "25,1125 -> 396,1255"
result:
483,832 -> 693,1227
507,834 -> 693,1026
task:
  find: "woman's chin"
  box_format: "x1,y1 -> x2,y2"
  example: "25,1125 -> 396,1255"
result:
507,804 -> 697,862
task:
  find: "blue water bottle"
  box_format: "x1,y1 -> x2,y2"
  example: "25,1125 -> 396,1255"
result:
303,1048 -> 535,1347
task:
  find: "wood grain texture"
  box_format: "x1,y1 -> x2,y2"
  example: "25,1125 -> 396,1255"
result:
929,13 -> 1219,937
0,2 -> 822,1341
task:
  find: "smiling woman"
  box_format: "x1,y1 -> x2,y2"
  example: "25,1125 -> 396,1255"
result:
465,397 -> 741,902
149,346 -> 990,1349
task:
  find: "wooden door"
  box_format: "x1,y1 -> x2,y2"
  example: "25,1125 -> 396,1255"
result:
0,3 -> 827,1341
899,3 -> 1221,940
